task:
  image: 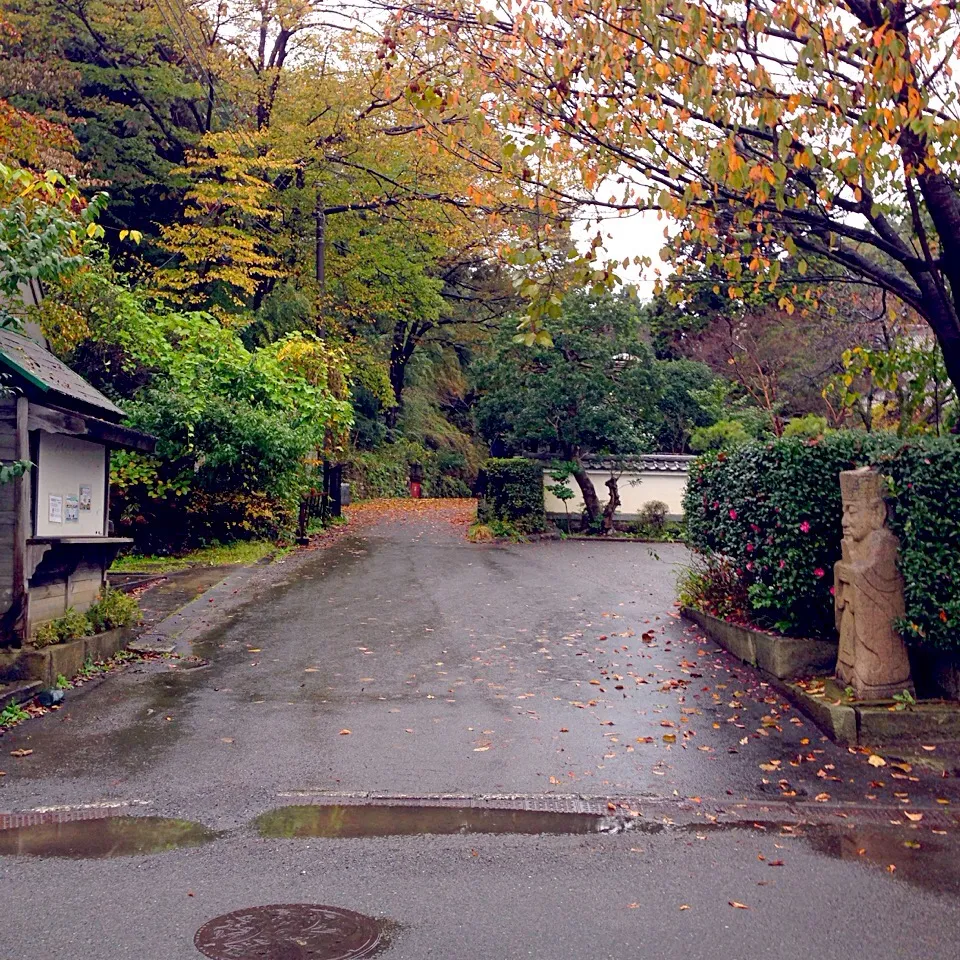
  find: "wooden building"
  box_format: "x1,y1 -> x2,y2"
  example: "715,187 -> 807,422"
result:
0,329 -> 155,647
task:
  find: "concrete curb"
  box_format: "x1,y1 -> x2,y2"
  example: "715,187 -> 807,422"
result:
767,676 -> 960,745
683,607 -> 960,745
681,607 -> 837,679
21,626 -> 135,686
558,535 -> 685,544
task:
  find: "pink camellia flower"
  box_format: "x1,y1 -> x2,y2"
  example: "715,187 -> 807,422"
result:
799,520 -> 811,533
829,586 -> 836,596
750,523 -> 760,533
746,543 -> 754,552
814,567 -> 825,578
778,559 -> 786,569
746,561 -> 755,572
712,501 -> 720,510
729,509 -> 738,520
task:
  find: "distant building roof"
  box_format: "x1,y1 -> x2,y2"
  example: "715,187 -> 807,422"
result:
530,453 -> 695,472
584,454 -> 695,473
0,328 -> 125,419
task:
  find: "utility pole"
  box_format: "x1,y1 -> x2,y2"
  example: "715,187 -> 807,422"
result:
314,195 -> 326,292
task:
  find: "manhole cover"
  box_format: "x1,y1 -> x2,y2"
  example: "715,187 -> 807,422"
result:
195,904 -> 387,960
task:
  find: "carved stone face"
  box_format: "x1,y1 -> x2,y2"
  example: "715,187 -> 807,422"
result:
842,498 -> 885,543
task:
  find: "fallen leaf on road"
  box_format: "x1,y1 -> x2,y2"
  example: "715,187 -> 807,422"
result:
886,864 -> 896,874
560,727 -> 569,733
628,903 -> 640,909
936,798 -> 950,805
921,745 -> 936,752
868,755 -> 886,767
473,745 -> 490,752
814,792 -> 831,802
339,729 -> 351,735
679,905 -> 690,911
903,812 -> 923,822
768,860 -> 785,867
729,901 -> 749,909
636,737 -> 654,743
9,749 -> 32,758
662,734 -> 677,743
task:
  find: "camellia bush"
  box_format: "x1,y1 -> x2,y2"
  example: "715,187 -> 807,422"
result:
685,433 -> 960,650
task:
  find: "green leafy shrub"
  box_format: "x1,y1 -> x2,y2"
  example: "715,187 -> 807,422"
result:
344,440 -> 428,499
677,555 -> 750,622
783,414 -> 828,439
684,432 -> 898,637
32,590 -> 141,647
85,588 -> 141,633
32,620 -> 60,648
881,439 -> 960,650
32,607 -> 91,647
688,419 -> 751,452
638,500 -> 668,533
477,458 -> 545,533
429,475 -> 473,498
684,432 -> 960,650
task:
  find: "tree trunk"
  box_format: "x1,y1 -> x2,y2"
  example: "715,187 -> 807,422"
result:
570,460 -> 600,526
386,347 -> 408,430
602,475 -> 621,535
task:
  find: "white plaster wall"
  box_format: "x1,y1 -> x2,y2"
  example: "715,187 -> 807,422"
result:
35,434 -> 106,537
544,469 -> 688,518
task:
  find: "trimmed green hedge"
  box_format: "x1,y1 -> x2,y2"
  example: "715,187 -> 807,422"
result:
883,439 -> 960,650
684,433 -> 960,650
477,458 -> 546,533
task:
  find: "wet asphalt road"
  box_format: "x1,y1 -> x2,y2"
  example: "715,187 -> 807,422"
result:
2,501 -> 960,959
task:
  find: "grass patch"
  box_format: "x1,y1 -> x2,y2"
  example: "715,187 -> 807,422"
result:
110,539 -> 277,574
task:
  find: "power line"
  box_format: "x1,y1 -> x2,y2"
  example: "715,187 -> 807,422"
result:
151,0 -> 258,156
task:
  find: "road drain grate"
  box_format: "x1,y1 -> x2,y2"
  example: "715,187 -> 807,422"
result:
718,800 -> 960,830
0,808 -> 121,830
194,904 -> 388,960
278,793 -> 960,830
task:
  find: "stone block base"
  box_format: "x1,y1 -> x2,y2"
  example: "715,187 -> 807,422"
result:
21,626 -> 133,686
682,607 -> 838,679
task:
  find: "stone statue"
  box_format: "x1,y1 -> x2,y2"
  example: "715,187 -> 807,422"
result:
834,468 -> 914,699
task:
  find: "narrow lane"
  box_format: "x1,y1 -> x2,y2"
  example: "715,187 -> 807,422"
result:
1,501 -> 958,959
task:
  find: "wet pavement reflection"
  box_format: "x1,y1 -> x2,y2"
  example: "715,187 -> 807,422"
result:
0,815 -> 218,859
255,803 -> 606,838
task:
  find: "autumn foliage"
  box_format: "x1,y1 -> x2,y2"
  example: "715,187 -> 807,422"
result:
385,0 -> 960,388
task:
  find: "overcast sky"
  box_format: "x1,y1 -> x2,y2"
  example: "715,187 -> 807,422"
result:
572,207 -> 675,301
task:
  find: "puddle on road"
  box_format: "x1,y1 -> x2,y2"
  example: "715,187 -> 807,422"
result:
0,815 -> 218,859
256,804 -> 606,839
802,822 -> 960,898
691,819 -> 960,898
